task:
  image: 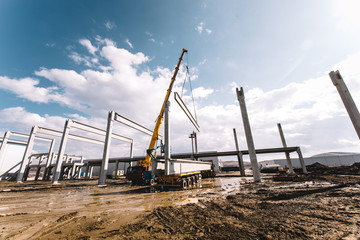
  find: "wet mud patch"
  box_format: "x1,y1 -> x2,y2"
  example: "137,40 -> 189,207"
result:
1,175 -> 359,239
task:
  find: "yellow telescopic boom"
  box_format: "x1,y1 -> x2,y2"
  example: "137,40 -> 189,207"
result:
139,48 -> 188,167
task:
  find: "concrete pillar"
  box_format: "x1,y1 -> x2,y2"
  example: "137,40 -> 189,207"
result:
130,140 -> 134,159
296,147 -> 307,174
17,126 -> 38,183
164,101 -> 171,175
52,119 -> 72,184
99,111 -> 115,186
114,160 -> 119,178
84,163 -> 90,179
0,131 -> 11,166
89,166 -> 93,178
233,128 -> 246,176
70,164 -> 77,179
277,123 -> 294,174
329,70 -> 360,139
236,87 -> 261,182
35,156 -> 43,180
43,139 -> 55,180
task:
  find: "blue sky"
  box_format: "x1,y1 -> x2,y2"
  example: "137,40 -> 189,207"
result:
1,0 -> 360,160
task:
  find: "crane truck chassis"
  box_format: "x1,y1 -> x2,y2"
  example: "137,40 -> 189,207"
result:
126,158 -> 214,188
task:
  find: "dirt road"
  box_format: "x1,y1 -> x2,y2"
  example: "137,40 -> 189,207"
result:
0,173 -> 359,239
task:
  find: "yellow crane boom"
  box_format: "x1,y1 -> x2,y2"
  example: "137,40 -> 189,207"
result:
138,48 -> 188,167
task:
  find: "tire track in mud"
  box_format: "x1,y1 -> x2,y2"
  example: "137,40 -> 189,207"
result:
96,177 -> 360,240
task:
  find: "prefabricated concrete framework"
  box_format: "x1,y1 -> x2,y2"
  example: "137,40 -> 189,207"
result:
52,119 -> 133,184
329,70 -> 360,140
15,121 -> 133,184
98,111 -> 162,186
236,87 -> 261,182
84,146 -> 307,171
15,125 -> 92,183
0,131 -> 54,176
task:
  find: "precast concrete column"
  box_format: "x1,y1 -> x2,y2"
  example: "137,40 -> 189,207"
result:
43,139 -> 55,180
114,160 -> 119,178
236,87 -> 261,182
84,163 -> 90,179
164,101 -> 171,175
129,140 -> 134,158
233,128 -> 246,176
35,156 -> 43,180
329,70 -> 360,139
296,147 -> 307,174
277,123 -> 294,174
17,126 -> 38,182
99,111 -> 115,186
52,120 -> 72,184
0,131 -> 11,166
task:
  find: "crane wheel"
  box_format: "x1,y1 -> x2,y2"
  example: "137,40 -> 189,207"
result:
194,175 -> 199,183
149,178 -> 155,186
181,178 -> 188,189
187,177 -> 193,187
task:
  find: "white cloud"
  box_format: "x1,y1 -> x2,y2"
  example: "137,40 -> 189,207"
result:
192,87 -> 214,99
195,22 -> 212,34
45,42 -> 55,47
125,39 -> 134,49
199,59 -> 207,65
79,39 -> 98,55
196,22 -> 204,34
69,52 -> 93,67
145,31 -> 156,43
301,40 -> 313,50
0,76 -> 63,103
332,0 -> 360,32
104,21 -> 116,30
35,68 -> 87,90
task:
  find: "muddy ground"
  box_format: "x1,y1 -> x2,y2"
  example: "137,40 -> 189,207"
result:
0,167 -> 359,239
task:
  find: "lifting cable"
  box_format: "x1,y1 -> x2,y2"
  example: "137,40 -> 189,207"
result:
180,52 -> 198,122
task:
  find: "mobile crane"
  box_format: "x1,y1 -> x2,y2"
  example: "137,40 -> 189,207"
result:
125,48 -> 188,185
